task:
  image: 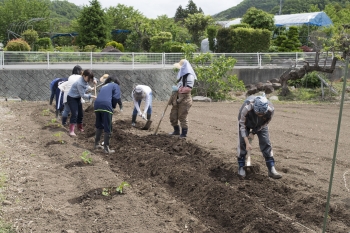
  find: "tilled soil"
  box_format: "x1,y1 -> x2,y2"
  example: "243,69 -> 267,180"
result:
0,100 -> 349,233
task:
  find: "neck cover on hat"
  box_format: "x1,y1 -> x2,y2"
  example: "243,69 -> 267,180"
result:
176,60 -> 197,80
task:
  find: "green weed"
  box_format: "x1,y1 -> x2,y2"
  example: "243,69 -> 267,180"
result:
80,151 -> 92,164
53,132 -> 64,144
116,182 -> 130,194
42,109 -> 50,116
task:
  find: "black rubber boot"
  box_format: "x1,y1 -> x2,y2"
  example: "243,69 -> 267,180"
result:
147,114 -> 151,120
180,128 -> 188,138
265,157 -> 282,179
104,133 -> 115,154
62,117 -> 68,126
132,115 -> 137,126
49,97 -> 54,105
169,125 -> 180,135
94,129 -> 103,150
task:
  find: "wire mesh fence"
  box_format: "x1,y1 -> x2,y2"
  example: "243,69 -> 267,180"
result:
0,51 -> 340,70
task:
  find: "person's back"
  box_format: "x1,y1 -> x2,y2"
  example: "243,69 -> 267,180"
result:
94,82 -> 121,113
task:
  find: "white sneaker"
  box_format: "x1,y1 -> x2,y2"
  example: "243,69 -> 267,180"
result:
238,167 -> 246,177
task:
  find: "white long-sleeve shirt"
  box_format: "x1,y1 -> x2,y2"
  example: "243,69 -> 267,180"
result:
131,85 -> 152,115
58,74 -> 81,103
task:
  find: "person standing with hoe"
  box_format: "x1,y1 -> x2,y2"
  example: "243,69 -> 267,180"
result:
169,59 -> 196,138
237,94 -> 282,179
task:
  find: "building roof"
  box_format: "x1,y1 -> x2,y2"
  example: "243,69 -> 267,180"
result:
223,11 -> 333,28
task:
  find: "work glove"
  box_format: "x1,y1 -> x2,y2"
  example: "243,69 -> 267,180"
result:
141,113 -> 146,120
172,85 -> 179,92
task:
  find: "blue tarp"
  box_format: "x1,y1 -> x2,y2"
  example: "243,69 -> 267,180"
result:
224,11 -> 333,28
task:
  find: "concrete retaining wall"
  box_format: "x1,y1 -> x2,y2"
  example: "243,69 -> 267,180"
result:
0,67 -> 344,101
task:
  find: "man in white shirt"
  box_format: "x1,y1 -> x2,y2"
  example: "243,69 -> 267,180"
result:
131,85 -> 152,126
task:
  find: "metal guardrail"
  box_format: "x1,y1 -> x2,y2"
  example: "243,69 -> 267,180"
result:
0,51 -> 340,70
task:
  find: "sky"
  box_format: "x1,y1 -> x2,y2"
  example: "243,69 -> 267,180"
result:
67,0 -> 244,19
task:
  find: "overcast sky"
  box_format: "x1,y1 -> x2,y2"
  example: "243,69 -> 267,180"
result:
67,0 -> 244,19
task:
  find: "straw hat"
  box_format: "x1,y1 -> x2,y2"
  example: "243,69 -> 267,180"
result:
100,74 -> 109,82
173,59 -> 185,69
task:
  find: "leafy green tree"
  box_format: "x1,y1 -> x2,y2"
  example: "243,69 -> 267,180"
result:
0,0 -> 50,42
241,7 -> 275,31
150,32 -> 172,52
184,13 -> 213,46
192,53 -> 245,100
106,4 -> 152,51
76,0 -> 108,48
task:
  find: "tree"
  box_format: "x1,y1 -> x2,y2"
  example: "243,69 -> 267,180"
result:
106,4 -> 152,51
76,0 -> 109,48
241,7 -> 275,31
184,13 -> 213,46
274,26 -> 301,52
21,29 -> 39,50
174,5 -> 186,19
174,0 -> 203,20
0,0 -> 50,42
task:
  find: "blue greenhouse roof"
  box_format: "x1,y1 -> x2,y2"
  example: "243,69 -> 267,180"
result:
223,11 -> 333,28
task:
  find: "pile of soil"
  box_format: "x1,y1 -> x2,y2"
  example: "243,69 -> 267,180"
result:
0,100 -> 349,232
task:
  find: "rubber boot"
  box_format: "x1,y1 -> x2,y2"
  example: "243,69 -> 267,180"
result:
131,115 -> 137,127
180,128 -> 188,138
49,97 -> 54,105
69,124 -> 76,137
94,129 -> 104,150
238,167 -> 246,177
169,125 -> 180,135
147,114 -> 151,120
62,117 -> 68,126
265,157 -> 282,179
237,156 -> 246,177
77,124 -> 84,132
104,133 -> 115,154
268,166 -> 282,179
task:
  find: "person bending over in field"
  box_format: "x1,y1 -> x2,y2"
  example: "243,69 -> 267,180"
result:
94,76 -> 122,154
237,94 -> 282,179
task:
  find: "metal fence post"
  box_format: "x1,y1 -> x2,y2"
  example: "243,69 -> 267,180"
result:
0,51 -> 3,69
162,52 -> 165,69
295,52 -> 298,67
258,52 -> 261,68
90,52 -> 92,69
132,52 -> 134,70
47,52 -> 49,69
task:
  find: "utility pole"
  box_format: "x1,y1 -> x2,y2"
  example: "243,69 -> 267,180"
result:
279,0 -> 282,15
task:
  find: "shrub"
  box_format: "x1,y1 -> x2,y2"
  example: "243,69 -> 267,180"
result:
105,41 -> 124,52
288,71 -> 321,88
21,29 -> 39,48
83,45 -> 97,52
36,37 -> 52,50
5,39 -> 31,51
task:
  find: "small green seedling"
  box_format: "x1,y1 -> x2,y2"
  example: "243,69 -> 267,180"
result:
42,109 -> 50,116
116,182 -> 130,194
102,188 -> 110,196
53,132 -> 64,144
46,118 -> 61,127
80,150 -> 92,164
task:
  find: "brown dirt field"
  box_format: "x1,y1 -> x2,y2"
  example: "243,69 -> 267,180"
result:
0,99 -> 349,233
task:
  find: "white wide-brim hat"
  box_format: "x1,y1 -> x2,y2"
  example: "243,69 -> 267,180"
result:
173,59 -> 185,69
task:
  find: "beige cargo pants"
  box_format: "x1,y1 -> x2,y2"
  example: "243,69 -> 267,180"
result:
170,93 -> 192,129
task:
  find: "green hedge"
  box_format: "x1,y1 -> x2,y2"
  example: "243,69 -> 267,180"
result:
217,27 -> 270,53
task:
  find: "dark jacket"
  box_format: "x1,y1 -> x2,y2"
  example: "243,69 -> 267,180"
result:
94,83 -> 121,114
